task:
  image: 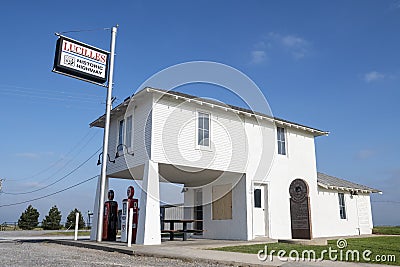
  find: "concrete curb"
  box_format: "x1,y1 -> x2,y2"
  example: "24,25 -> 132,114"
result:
45,239 -> 275,267
278,239 -> 328,245
47,239 -> 134,255
39,239 -> 397,267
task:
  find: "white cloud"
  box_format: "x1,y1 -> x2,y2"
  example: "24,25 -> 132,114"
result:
250,32 -> 310,63
253,41 -> 268,50
291,51 -> 307,59
250,50 -> 267,64
355,149 -> 375,160
390,0 -> 400,9
15,152 -> 41,159
364,71 -> 385,83
20,181 -> 42,188
15,151 -> 55,160
281,35 -> 307,48
279,34 -> 309,59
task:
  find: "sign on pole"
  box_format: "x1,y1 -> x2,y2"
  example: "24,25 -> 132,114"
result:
53,36 -> 109,85
52,26 -> 118,242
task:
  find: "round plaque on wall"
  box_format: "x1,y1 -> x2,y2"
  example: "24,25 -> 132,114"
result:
289,179 -> 308,203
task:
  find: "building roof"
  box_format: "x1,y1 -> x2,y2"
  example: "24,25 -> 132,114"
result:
317,172 -> 381,194
90,87 -> 329,136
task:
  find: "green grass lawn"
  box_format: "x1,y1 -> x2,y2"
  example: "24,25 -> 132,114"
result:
373,226 -> 400,235
213,236 -> 399,265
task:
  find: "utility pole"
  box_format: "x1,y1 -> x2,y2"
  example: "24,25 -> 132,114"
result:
96,25 -> 118,242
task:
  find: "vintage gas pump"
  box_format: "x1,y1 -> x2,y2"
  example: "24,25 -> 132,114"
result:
102,190 -> 118,241
121,186 -> 139,243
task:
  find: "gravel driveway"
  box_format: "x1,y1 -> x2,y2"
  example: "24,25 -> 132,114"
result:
0,240 -> 228,267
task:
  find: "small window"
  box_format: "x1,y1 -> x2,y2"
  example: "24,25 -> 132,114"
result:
125,115 -> 133,148
277,127 -> 286,155
198,112 -> 210,147
338,193 -> 347,219
254,189 -> 262,208
118,119 -> 124,152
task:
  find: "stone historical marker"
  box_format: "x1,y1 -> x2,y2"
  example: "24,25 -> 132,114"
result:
289,179 -> 312,239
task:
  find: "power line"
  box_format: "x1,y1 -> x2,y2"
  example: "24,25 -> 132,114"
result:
372,200 -> 400,204
15,134 -> 98,186
0,87 -> 103,101
0,84 -> 104,98
1,147 -> 101,195
0,85 -> 121,111
0,175 -> 99,208
0,91 -> 102,104
0,85 -> 104,100
28,133 -> 100,186
0,85 -> 105,108
6,130 -> 98,182
58,27 -> 111,34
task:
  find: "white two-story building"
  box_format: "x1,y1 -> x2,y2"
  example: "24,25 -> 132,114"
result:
90,87 -> 381,245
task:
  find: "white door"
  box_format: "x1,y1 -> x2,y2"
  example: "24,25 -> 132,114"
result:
253,185 -> 267,236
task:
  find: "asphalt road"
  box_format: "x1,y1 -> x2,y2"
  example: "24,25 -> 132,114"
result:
0,240 -> 229,267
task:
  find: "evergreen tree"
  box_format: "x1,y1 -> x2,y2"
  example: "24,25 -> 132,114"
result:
65,208 -> 85,229
18,205 -> 39,230
42,205 -> 62,230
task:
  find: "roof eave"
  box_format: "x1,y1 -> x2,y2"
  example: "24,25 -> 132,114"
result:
147,87 -> 329,137
90,87 -> 330,136
89,98 -> 131,128
317,182 -> 382,194
90,88 -> 153,128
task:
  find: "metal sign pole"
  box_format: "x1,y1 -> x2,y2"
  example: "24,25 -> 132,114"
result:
97,25 -> 118,242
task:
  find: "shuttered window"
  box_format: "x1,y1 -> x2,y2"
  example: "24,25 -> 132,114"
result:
212,184 -> 232,220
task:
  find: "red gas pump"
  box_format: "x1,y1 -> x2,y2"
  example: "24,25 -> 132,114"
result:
121,186 -> 139,243
102,190 -> 118,241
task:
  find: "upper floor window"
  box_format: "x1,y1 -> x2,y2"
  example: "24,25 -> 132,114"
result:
118,119 -> 124,152
125,115 -> 133,148
338,193 -> 347,219
198,112 -> 210,147
277,127 -> 286,155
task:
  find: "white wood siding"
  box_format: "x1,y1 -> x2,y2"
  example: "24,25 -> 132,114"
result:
312,190 -> 373,237
102,90 -> 375,240
152,96 -> 248,173
202,174 -> 248,240
106,97 -> 153,176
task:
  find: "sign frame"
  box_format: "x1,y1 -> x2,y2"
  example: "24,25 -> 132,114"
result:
53,35 -> 110,85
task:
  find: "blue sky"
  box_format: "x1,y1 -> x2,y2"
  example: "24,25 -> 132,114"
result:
0,1 -> 399,226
